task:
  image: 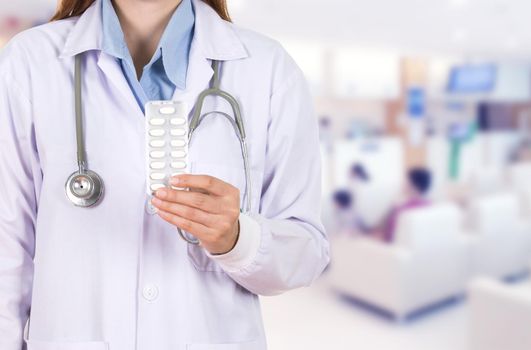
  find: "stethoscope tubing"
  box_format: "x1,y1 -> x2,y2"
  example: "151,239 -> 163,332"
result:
179,62 -> 252,245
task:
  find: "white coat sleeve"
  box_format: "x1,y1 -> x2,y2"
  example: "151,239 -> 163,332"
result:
0,43 -> 39,350
211,61 -> 330,296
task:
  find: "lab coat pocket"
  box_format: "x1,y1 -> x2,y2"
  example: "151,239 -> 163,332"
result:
25,340 -> 109,350
186,161 -> 247,272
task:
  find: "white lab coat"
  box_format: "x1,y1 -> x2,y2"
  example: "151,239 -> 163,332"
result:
0,1 -> 329,349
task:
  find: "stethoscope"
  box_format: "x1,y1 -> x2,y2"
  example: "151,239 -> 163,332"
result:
66,54 -> 252,245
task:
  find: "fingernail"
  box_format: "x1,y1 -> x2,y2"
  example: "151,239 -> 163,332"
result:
151,197 -> 161,206
156,189 -> 167,199
170,177 -> 180,186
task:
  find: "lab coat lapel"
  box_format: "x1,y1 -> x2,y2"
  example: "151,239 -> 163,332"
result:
97,52 -> 144,120
59,0 -> 102,58
174,40 -> 213,117
59,0 -> 144,121
190,0 -> 248,61
174,0 -> 249,115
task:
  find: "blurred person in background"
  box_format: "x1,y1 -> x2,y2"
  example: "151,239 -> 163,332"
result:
322,189 -> 360,236
349,163 -> 370,184
322,164 -> 372,238
347,163 -> 373,232
369,167 -> 432,243
318,115 -> 334,154
0,0 -> 330,349
381,167 -> 432,242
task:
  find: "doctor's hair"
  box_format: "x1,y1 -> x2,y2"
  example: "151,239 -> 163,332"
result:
51,0 -> 231,22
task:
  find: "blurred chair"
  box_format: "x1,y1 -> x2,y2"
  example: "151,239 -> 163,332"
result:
329,203 -> 469,318
333,137 -> 404,187
425,136 -> 449,201
332,138 -> 404,225
508,162 -> 531,215
468,192 -> 531,279
469,166 -> 506,196
354,182 -> 398,229
468,278 -> 531,350
482,131 -> 522,166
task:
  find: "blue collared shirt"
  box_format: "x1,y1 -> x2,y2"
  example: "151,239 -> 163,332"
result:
101,0 -> 195,112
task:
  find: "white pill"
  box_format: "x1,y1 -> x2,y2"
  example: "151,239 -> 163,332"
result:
170,118 -> 186,126
150,140 -> 166,147
149,118 -> 165,126
171,161 -> 187,169
150,172 -> 165,180
171,139 -> 186,147
149,129 -> 165,137
159,106 -> 176,115
150,151 -> 165,159
171,150 -> 186,158
170,129 -> 186,136
171,172 -> 185,177
150,162 -> 166,169
151,183 -> 165,191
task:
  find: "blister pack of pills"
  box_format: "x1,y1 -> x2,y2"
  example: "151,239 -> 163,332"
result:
145,101 -> 188,195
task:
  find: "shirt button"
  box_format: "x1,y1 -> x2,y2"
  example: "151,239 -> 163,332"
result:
145,197 -> 158,215
142,284 -> 159,302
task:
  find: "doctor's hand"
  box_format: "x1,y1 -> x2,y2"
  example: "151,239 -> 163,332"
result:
151,174 -> 241,255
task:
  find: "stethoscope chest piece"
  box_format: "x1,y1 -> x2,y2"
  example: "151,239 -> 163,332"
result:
65,169 -> 104,207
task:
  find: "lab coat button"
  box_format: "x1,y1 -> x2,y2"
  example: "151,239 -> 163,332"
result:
145,198 -> 158,215
142,284 -> 159,301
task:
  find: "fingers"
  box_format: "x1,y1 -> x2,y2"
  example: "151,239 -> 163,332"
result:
157,209 -> 214,240
170,174 -> 236,197
151,197 -> 220,228
151,174 -> 241,250
155,188 -> 222,213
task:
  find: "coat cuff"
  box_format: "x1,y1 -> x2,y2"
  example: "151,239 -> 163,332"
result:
206,213 -> 261,272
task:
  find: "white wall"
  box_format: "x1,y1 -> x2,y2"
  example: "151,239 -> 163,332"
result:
491,63 -> 531,102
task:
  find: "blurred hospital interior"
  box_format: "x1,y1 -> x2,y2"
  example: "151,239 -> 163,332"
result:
2,0 -> 531,349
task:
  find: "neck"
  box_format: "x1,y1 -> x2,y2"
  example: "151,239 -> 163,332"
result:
111,0 -> 183,78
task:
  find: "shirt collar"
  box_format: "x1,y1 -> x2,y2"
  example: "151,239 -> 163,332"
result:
100,0 -> 128,60
100,0 -> 195,89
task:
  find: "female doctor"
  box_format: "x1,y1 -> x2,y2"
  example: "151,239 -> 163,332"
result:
0,0 -> 329,349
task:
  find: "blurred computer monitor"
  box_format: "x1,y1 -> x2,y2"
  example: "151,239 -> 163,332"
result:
447,64 -> 497,93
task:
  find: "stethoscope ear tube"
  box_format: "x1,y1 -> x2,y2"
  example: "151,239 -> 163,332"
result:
182,60 -> 252,245
189,61 -> 252,213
